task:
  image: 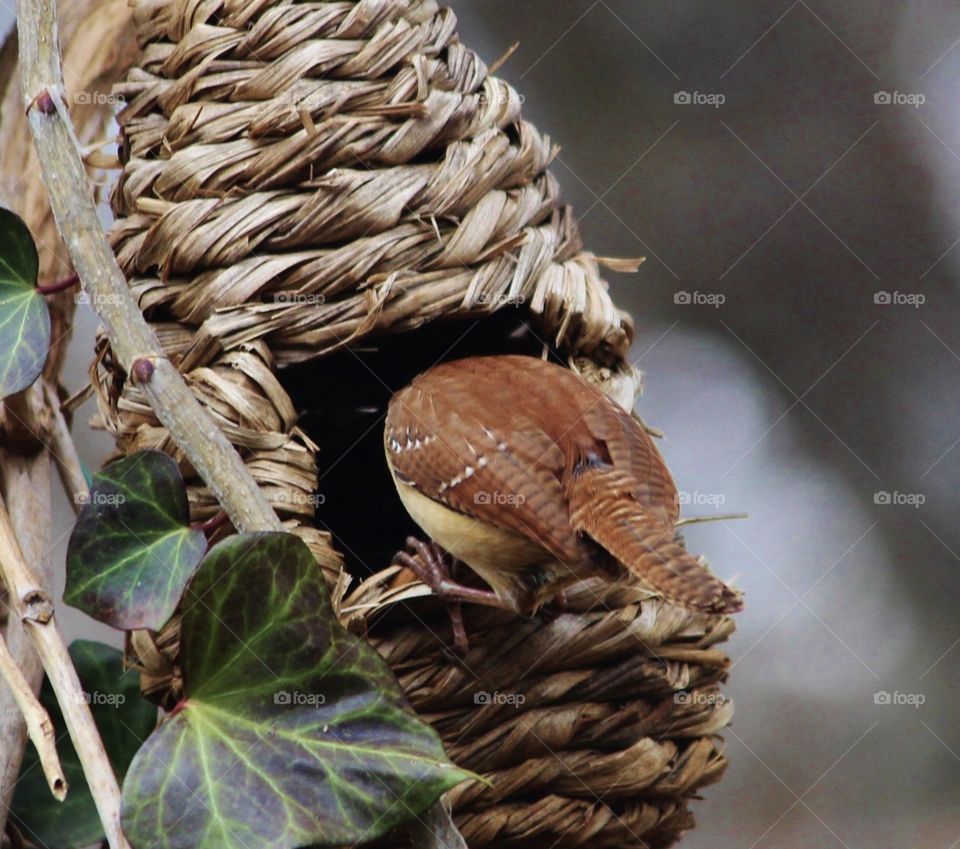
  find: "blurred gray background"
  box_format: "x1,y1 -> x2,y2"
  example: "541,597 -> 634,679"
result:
4,1 -> 960,847
453,2 -> 960,847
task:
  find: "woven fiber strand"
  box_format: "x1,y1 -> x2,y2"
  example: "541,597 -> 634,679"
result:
110,0 -> 634,366
95,1 -> 737,847
100,0 -> 638,575
346,580 -> 733,848
0,0 -> 137,381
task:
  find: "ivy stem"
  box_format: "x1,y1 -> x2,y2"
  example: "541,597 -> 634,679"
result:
192,511 -> 230,537
36,271 -> 78,295
14,0 -> 467,844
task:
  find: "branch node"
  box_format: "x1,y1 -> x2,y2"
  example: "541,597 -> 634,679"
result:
21,590 -> 54,624
29,88 -> 55,115
37,272 -> 79,295
131,358 -> 155,385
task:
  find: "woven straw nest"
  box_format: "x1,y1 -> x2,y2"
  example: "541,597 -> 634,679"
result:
89,1 -> 738,846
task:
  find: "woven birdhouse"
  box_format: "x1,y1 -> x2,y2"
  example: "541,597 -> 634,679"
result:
95,1 -> 737,846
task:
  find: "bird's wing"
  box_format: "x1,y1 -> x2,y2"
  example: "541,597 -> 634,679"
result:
386,384 -> 589,566
581,401 -> 680,525
565,463 -> 742,614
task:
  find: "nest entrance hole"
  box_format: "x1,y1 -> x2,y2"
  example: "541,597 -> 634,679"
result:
283,309 -> 562,581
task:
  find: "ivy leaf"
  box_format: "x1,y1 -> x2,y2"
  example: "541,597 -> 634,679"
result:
65,451 -> 207,631
0,208 -> 50,398
121,533 -> 471,849
10,641 -> 157,849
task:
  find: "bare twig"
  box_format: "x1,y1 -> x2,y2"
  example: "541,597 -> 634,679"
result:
676,513 -> 749,526
0,492 -> 129,848
15,0 -> 467,845
15,0 -> 281,535
488,41 -> 520,75
0,384 -> 57,832
42,382 -> 87,515
0,389 -> 47,455
0,632 -> 66,800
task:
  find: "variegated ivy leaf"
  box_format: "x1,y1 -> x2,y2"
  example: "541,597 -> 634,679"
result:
0,208 -> 50,398
65,451 -> 207,630
121,532 -> 470,849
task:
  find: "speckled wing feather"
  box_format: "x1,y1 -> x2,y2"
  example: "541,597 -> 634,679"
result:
565,464 -> 742,613
580,400 -> 680,526
386,375 -> 590,566
386,355 -> 739,612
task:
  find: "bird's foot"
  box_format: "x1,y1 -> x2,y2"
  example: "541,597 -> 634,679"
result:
542,589 -> 568,618
392,537 -> 503,654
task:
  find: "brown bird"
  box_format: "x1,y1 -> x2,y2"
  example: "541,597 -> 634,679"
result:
384,355 -> 741,646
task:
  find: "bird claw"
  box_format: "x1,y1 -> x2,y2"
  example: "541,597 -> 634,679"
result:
392,537 -> 471,654
393,537 -> 451,592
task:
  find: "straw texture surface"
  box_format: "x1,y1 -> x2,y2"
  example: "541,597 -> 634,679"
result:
93,2 -> 736,846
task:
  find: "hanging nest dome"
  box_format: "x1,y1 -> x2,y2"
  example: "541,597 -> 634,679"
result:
92,1 -> 738,846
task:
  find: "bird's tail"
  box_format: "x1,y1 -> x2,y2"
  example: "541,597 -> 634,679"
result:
566,465 -> 743,614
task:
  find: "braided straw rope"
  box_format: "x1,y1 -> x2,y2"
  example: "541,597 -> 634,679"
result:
98,0 -> 642,576
93,1 -> 736,846
345,580 -> 734,848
